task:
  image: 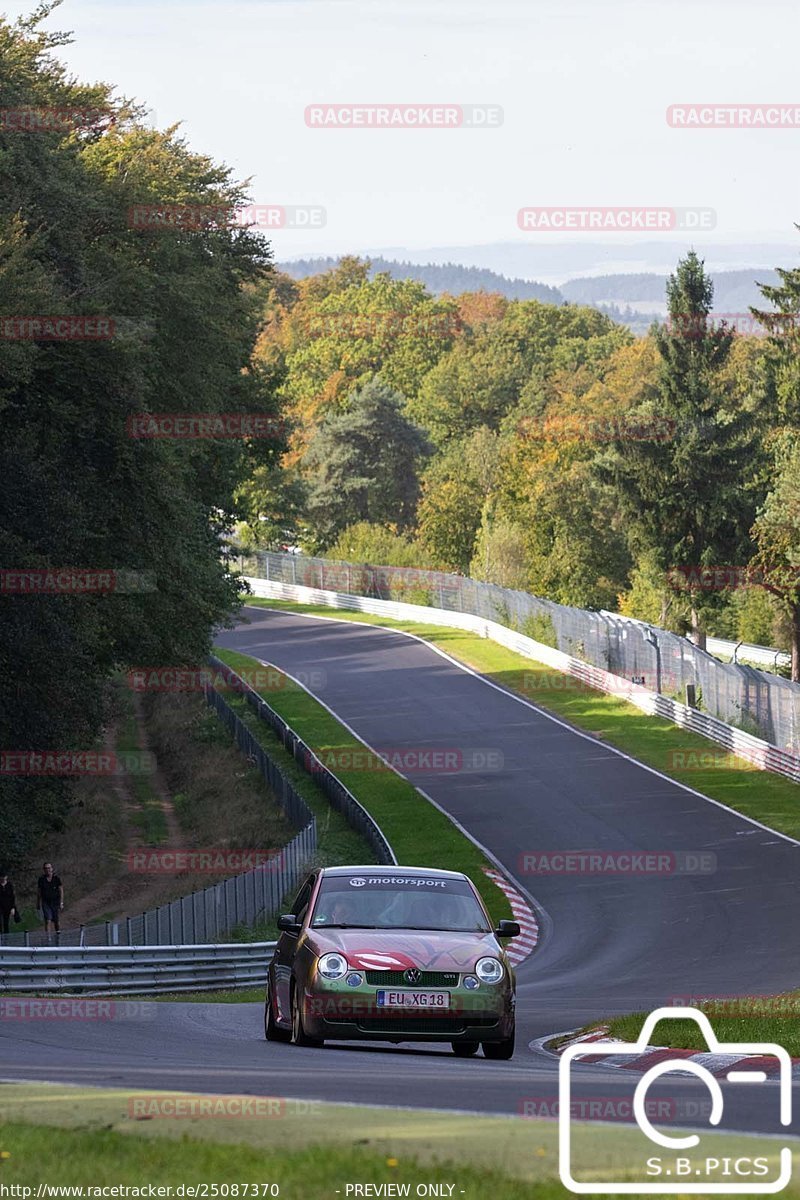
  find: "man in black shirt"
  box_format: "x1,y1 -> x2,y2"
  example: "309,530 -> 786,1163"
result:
37,862 -> 63,937
0,870 -> 16,935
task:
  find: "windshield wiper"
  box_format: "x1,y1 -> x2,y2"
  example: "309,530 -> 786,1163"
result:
312,923 -> 382,929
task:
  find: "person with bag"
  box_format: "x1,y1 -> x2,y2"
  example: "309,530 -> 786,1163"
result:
0,870 -> 17,935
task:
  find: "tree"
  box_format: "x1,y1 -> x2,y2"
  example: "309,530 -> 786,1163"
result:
749,433 -> 800,679
599,252 -> 759,648
0,8 -> 281,864
416,427 -> 499,571
304,378 -> 430,548
469,513 -> 528,589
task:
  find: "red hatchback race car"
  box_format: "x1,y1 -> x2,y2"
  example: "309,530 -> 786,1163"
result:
264,865 -> 520,1058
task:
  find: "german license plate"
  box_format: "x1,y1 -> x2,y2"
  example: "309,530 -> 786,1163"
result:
376,990 -> 450,1008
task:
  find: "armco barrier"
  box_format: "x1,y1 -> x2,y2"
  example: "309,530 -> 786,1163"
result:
242,549 -> 799,754
0,942 -> 275,995
243,576 -> 800,786
0,679 -> 318,950
207,655 -> 397,865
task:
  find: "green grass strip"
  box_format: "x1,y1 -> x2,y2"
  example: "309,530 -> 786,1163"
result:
214,646 -> 513,928
574,990 -> 800,1057
239,598 -> 800,841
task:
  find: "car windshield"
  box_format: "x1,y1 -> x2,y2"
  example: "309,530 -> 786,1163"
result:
310,874 -> 491,933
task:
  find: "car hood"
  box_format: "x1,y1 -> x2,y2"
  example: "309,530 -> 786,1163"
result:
304,928 -> 503,971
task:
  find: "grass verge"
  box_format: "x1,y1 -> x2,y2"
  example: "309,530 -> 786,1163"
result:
570,990 -> 800,1056
214,646 -> 513,928
1,1084 -> 798,1196
240,598 -> 800,841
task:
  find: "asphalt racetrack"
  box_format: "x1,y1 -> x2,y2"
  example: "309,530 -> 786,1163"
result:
2,605 -> 798,1138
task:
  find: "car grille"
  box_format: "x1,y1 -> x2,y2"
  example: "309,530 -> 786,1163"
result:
354,1017 -> 499,1034
365,970 -> 460,987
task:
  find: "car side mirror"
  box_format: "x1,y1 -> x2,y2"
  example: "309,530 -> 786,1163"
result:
495,919 -> 521,938
278,913 -> 302,935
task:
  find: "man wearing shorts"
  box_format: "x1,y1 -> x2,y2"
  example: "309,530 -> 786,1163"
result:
37,862 -> 63,937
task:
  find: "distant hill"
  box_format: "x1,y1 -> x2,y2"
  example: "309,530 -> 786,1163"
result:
562,268 -> 781,315
279,256 -> 564,304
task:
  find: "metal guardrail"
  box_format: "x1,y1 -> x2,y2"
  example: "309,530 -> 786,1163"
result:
1,680 -> 318,951
242,549 -> 799,754
601,611 -> 791,673
0,941 -> 276,994
208,655 -> 397,865
244,574 -> 800,786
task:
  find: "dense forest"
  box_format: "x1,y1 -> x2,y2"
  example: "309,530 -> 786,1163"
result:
240,253 -> 800,678
281,256 -> 563,304
561,268 -> 781,312
4,8 -> 800,872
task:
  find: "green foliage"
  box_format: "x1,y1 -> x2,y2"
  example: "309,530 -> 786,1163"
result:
0,12 -> 279,865
599,252 -> 763,638
470,512 -> 529,589
304,378 -> 430,548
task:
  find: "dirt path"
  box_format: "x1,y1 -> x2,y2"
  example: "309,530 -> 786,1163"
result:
63,700 -> 187,930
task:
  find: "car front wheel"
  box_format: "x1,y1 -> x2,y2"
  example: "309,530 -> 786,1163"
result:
264,985 -> 291,1043
291,981 -> 324,1048
483,1026 -> 515,1060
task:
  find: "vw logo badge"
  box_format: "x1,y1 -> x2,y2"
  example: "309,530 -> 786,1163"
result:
404,968 -> 421,984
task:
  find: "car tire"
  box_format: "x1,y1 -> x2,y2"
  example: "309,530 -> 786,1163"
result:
482,1026 -> 515,1060
451,1041 -> 479,1057
291,981 -> 324,1048
264,985 -> 290,1043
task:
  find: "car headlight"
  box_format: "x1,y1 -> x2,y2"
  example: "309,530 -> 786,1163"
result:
475,957 -> 504,984
317,952 -> 348,980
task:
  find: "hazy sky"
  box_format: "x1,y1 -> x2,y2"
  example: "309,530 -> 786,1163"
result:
6,0 -> 800,265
